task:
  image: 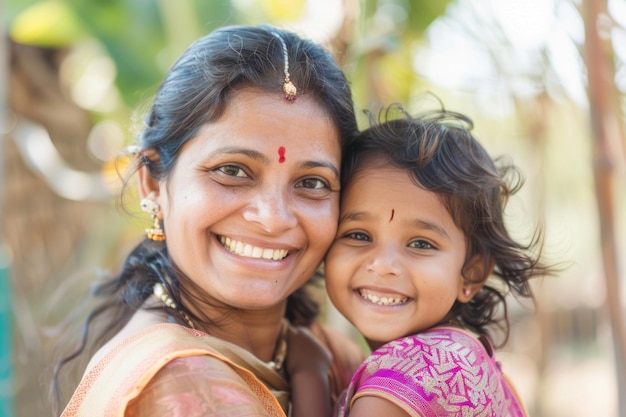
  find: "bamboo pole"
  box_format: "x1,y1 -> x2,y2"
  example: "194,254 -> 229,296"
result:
583,0 -> 626,414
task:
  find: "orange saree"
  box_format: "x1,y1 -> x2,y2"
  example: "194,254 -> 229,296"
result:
61,323 -> 287,417
61,322 -> 365,417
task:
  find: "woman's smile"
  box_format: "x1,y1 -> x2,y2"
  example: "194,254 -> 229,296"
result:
219,235 -> 290,260
153,89 -> 342,309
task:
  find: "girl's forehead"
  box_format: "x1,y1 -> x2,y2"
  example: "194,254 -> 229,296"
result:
346,154 -> 409,189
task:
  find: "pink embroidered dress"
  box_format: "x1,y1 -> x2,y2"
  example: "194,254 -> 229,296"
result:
335,327 -> 527,417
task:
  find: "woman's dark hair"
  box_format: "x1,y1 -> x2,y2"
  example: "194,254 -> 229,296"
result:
52,25 -> 357,413
342,104 -> 549,347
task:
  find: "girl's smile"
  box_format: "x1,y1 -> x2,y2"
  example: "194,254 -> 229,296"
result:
325,155 -> 470,349
357,287 -> 410,307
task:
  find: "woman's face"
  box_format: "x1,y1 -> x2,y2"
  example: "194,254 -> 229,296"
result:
151,89 -> 341,311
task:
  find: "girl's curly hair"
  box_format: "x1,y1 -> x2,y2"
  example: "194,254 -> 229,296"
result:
342,103 -> 550,346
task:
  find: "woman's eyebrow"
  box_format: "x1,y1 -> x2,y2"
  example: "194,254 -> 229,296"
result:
299,160 -> 340,178
207,147 -> 338,178
210,146 -> 271,163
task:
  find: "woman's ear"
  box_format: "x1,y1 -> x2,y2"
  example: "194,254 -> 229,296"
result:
137,150 -> 161,200
457,255 -> 495,303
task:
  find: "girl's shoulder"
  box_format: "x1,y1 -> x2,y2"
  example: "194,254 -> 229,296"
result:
348,328 -> 525,417
374,326 -> 493,360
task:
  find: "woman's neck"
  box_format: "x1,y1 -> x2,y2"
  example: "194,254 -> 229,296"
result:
200,306 -> 287,363
150,283 -> 289,364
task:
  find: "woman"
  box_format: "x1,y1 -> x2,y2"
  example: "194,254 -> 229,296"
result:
54,25 -> 364,417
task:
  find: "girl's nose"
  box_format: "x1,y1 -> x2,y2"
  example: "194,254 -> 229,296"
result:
366,246 -> 402,277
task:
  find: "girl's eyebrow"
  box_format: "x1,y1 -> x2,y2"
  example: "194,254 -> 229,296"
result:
339,211 -> 451,240
411,219 -> 450,240
338,211 -> 368,224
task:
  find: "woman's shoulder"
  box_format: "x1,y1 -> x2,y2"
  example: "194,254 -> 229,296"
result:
84,309 -> 173,374
62,323 -> 208,416
63,323 -> 286,417
125,355 -> 273,417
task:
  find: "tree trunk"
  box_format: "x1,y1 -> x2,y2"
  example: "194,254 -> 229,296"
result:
583,0 -> 626,415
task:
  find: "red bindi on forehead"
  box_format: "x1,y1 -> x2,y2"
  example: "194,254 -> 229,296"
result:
278,146 -> 286,163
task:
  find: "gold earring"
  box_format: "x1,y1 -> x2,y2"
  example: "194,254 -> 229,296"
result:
140,198 -> 165,241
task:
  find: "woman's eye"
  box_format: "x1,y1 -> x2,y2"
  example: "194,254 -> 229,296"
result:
217,165 -> 248,177
409,240 -> 434,250
346,232 -> 370,242
297,177 -> 328,190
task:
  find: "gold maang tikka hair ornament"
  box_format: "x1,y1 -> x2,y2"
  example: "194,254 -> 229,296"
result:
140,198 -> 166,241
271,31 -> 297,102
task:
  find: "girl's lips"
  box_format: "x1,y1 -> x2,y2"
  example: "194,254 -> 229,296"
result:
219,236 -> 290,260
357,288 -> 410,306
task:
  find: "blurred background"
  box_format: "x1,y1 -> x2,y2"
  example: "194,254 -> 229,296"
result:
0,0 -> 624,416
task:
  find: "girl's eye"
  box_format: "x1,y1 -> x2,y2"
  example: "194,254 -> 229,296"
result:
346,232 -> 370,242
297,177 -> 329,190
409,240 -> 434,250
217,165 -> 248,177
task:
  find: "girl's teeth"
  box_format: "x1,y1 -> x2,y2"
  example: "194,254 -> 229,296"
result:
359,291 -> 408,306
220,236 -> 288,260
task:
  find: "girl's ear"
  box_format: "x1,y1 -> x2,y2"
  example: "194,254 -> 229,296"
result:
137,150 -> 161,200
457,255 -> 495,303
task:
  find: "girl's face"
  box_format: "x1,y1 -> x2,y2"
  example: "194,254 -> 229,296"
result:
144,89 -> 341,312
325,156 -> 473,349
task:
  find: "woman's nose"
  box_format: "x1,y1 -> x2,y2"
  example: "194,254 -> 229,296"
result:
243,189 -> 297,234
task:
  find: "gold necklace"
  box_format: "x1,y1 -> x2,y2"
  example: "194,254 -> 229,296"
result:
153,282 -> 195,329
152,283 -> 288,371
268,320 -> 288,371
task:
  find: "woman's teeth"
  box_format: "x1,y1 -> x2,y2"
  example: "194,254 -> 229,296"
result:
359,290 -> 408,306
220,236 -> 288,260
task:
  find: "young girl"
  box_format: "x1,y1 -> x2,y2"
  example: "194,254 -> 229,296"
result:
324,105 -> 549,417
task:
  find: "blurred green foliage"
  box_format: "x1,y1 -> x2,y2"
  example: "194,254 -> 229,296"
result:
5,0 -> 452,107
6,0 -> 237,105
